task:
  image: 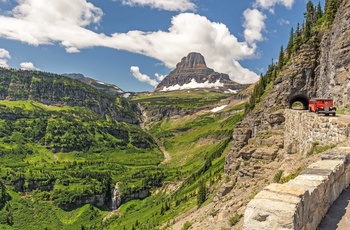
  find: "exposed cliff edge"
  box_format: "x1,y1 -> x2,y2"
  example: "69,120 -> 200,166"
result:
63,73 -> 124,96
155,52 -> 249,92
317,0 -> 350,106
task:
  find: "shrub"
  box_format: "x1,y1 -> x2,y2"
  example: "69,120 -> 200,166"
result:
229,213 -> 242,226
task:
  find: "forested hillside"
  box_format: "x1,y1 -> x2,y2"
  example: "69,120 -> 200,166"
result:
0,68 -> 138,124
0,67 -> 245,229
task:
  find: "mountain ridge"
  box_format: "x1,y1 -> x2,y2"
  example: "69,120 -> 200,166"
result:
0,68 -> 139,124
155,52 -> 249,92
62,73 -> 124,96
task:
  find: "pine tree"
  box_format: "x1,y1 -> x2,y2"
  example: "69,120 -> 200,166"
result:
293,23 -> 302,52
277,45 -> 284,70
324,0 -> 341,27
197,180 -> 207,206
316,1 -> 323,20
286,27 -> 294,57
304,1 -> 315,41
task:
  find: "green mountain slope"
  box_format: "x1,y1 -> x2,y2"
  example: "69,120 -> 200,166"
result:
0,78 -> 244,229
0,69 -> 168,229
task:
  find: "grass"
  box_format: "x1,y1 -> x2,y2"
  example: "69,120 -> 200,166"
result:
307,144 -> 334,156
131,91 -> 231,110
229,213 -> 243,226
0,90 -> 245,230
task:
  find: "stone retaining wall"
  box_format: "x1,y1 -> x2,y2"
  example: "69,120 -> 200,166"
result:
243,150 -> 350,229
284,110 -> 350,155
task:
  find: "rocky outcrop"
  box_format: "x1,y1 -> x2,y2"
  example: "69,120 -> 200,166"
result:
122,189 -> 149,203
141,104 -> 201,122
63,73 -> 124,96
155,53 -> 248,92
317,0 -> 350,107
59,193 -> 107,210
12,179 -> 55,192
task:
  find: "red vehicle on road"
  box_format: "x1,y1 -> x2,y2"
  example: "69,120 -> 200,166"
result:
309,98 -> 336,116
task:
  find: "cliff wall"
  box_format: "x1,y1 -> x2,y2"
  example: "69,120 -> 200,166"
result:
317,0 -> 350,107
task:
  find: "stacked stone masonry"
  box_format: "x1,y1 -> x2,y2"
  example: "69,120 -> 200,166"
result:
243,148 -> 350,230
284,110 -> 350,155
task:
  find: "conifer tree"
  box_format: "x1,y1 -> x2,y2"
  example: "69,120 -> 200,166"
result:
278,45 -> 284,70
324,0 -> 341,27
293,23 -> 302,52
316,1 -> 323,20
286,27 -> 294,57
304,1 -> 315,41
197,180 -> 206,206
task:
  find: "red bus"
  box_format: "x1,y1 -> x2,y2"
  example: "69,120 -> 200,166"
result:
309,98 -> 336,116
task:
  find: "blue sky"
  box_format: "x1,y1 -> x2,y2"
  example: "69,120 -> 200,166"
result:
0,0 -> 325,92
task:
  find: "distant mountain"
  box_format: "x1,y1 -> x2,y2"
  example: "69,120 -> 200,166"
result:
0,68 -> 138,124
63,73 -> 124,96
155,52 -> 249,92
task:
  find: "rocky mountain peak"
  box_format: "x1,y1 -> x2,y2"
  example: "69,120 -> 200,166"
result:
174,52 -> 208,74
155,52 -> 249,92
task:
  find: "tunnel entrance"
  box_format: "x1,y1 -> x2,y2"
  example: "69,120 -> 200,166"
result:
289,94 -> 309,110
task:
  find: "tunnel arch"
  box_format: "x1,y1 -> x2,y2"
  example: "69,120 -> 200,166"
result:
289,94 -> 309,110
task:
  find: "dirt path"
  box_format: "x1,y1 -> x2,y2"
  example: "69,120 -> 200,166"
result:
158,140 -> 172,165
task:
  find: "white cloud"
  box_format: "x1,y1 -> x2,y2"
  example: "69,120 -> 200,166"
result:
161,79 -> 225,91
0,2 -> 260,83
20,62 -> 39,70
155,73 -> 166,81
130,66 -> 158,87
110,13 -> 259,83
0,48 -> 10,59
254,0 -> 294,10
0,0 -> 104,48
277,18 -> 290,25
0,59 -> 9,68
117,0 -> 196,12
65,47 -> 80,53
0,48 -> 10,68
243,9 -> 266,44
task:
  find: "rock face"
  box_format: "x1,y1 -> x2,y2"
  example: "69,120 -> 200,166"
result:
155,52 -> 249,92
317,0 -> 350,107
224,0 -> 350,175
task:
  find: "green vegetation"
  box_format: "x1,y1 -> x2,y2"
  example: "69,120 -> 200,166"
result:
280,167 -> 304,183
273,170 -> 284,183
229,213 -> 243,226
132,91 -> 231,110
273,168 -> 304,184
106,92 -> 245,230
307,144 -> 334,156
245,0 -> 342,114
181,221 -> 192,230
0,69 -> 244,230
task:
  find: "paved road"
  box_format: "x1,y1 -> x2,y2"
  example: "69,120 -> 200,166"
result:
337,114 -> 350,123
307,113 -> 350,229
318,188 -> 350,229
